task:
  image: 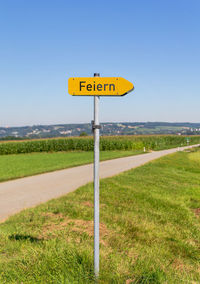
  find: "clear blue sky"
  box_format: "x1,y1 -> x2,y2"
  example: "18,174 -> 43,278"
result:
0,0 -> 199,127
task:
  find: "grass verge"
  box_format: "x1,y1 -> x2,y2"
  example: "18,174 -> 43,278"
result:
0,149 -> 199,283
0,150 -> 143,182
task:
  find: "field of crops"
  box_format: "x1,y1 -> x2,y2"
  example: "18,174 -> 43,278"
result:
0,135 -> 200,155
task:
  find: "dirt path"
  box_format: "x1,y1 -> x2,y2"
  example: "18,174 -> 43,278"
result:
0,145 -> 199,222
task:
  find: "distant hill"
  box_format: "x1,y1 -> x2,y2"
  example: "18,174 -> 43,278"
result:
1,122 -> 200,140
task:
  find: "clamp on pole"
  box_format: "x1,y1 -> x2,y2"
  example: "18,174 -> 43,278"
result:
91,120 -> 101,132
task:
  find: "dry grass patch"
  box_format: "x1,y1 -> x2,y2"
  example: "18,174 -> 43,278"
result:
193,208 -> 200,218
82,201 -> 93,207
126,279 -> 135,284
40,212 -> 110,246
171,259 -> 186,272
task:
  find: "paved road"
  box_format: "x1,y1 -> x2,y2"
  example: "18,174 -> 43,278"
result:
0,145 -> 199,222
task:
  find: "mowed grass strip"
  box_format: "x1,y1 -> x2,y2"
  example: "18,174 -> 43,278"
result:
0,150 -> 200,283
0,150 -> 143,182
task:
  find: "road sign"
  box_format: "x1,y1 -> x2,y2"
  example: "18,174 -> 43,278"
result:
68,73 -> 134,279
68,77 -> 134,96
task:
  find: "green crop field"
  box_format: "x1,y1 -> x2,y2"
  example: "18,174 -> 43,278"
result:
0,148 -> 199,283
0,150 -> 143,182
0,135 -> 200,155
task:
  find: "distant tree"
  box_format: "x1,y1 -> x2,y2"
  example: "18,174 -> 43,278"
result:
0,136 -> 29,141
79,132 -> 88,137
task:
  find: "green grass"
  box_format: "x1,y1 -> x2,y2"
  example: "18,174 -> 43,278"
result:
0,149 -> 200,283
0,150 -> 143,182
189,151 -> 200,162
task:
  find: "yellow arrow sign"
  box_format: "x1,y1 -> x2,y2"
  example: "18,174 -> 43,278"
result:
68,77 -> 134,96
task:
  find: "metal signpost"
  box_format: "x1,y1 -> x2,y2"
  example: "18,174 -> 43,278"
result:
68,74 -> 134,278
